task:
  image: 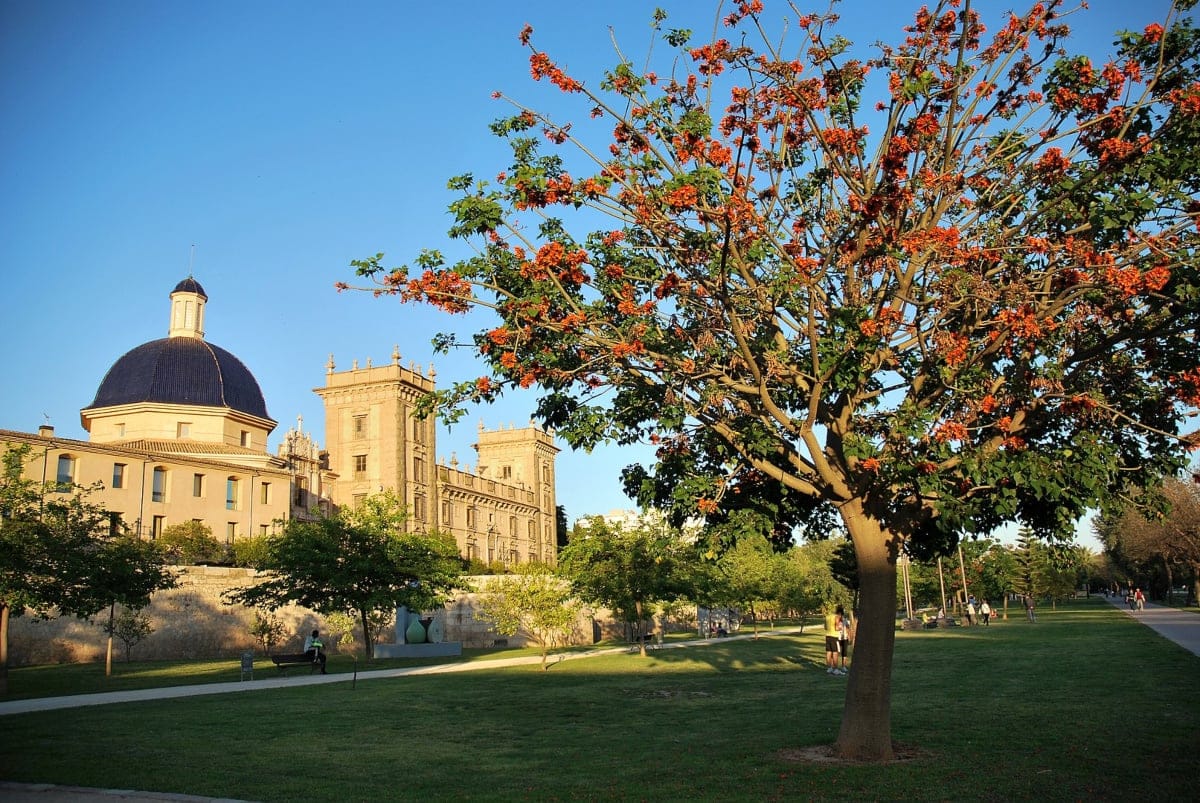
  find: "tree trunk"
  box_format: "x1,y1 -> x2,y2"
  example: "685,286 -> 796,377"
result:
0,603 -> 9,696
834,501 -> 897,762
105,602 -> 115,677
635,599 -> 646,657
359,608 -> 374,660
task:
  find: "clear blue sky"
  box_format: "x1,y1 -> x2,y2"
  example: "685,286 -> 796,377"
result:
0,0 -> 1172,536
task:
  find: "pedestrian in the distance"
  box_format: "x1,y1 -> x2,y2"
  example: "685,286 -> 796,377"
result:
980,599 -> 992,626
1024,595 -> 1037,623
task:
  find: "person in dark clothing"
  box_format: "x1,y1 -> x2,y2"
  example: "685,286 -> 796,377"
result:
303,629 -> 327,674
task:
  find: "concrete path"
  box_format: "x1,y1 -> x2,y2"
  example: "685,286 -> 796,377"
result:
1099,594 -> 1200,656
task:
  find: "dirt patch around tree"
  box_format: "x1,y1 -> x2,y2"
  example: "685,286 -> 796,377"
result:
777,742 -> 929,765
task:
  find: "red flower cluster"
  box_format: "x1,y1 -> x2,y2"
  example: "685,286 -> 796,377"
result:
689,40 -> 731,76
529,52 -> 582,93
400,270 -> 473,313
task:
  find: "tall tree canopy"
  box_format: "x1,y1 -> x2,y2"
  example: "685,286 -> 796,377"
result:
349,1 -> 1200,759
559,517 -> 693,656
1097,474 -> 1200,602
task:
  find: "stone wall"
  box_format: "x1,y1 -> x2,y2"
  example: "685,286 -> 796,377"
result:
5,569 -> 633,666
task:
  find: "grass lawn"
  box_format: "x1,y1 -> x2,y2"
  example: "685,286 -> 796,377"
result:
1,599 -> 1197,801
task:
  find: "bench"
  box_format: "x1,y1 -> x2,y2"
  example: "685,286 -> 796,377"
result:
270,653 -> 322,674
627,633 -> 661,652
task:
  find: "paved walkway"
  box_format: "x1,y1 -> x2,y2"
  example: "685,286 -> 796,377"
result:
1099,594 -> 1200,656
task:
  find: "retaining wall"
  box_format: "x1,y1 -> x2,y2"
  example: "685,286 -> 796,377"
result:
5,568 -> 645,666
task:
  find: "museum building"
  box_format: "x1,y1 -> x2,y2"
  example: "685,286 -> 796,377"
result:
1,277 -> 558,565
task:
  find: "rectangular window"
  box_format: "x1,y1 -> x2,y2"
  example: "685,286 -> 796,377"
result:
413,456 -> 425,478
112,463 -> 126,489
353,414 -> 367,438
353,454 -> 367,479
226,522 -> 237,543
441,500 -> 453,525
294,478 -> 307,507
116,423 -> 126,438
412,418 -> 424,444
260,482 -> 270,505
151,515 -> 165,540
501,465 -> 512,479
152,467 -> 166,502
260,524 -> 269,536
414,494 -> 426,522
353,493 -> 367,508
239,430 -> 250,447
509,516 -> 518,537
467,507 -> 476,528
177,422 -> 190,438
226,477 -> 239,511
193,473 -> 204,497
56,455 -> 75,489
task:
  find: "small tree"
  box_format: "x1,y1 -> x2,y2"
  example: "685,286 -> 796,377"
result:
157,520 -> 223,565
230,532 -> 273,569
475,563 -> 581,669
226,491 -> 464,659
714,533 -> 778,637
558,517 -> 692,656
249,611 -> 286,654
325,611 -> 360,656
104,606 -> 153,662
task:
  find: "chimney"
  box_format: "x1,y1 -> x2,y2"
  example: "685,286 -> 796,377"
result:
38,425 -> 55,438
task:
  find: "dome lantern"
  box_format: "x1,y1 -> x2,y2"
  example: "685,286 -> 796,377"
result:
168,276 -> 207,339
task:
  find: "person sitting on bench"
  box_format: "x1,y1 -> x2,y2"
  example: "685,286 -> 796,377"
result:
303,629 -> 327,674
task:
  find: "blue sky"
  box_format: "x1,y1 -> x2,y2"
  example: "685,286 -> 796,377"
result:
0,0 -> 1172,537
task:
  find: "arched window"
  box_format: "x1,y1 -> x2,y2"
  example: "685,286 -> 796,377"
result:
151,466 -> 167,502
55,454 -> 76,490
226,476 -> 240,511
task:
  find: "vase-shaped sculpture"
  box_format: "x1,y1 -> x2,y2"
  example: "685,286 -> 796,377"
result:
405,617 -> 427,644
426,617 -> 445,644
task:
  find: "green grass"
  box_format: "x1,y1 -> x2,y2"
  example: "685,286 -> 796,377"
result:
2,599 -> 1197,801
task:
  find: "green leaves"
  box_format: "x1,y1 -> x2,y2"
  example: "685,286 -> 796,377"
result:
225,491 -> 464,658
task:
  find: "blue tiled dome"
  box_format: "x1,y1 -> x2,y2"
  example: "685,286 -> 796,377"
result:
172,277 -> 207,299
84,337 -> 271,421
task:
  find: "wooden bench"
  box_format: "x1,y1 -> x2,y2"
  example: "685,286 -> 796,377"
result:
269,653 -> 321,674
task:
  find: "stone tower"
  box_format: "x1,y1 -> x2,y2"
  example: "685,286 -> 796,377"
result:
474,421 -> 559,563
314,348 -> 437,527
314,350 -> 560,564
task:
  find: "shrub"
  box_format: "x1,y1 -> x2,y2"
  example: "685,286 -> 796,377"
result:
157,521 -> 223,565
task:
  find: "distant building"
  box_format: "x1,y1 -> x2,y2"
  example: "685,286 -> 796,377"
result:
2,277 -> 557,565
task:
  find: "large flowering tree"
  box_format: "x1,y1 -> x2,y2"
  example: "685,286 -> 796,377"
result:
347,0 -> 1200,760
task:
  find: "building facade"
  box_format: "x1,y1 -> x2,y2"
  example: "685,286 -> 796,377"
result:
2,278 -> 557,565
315,352 -> 558,565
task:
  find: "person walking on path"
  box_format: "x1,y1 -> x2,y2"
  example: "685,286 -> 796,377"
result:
1134,588 -> 1146,610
